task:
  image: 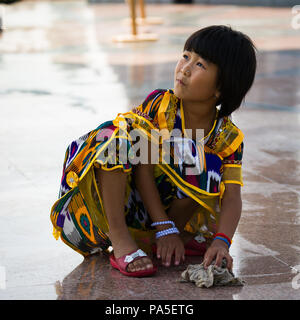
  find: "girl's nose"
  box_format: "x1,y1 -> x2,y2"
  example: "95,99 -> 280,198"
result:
181,67 -> 191,76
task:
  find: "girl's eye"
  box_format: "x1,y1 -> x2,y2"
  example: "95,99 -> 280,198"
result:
197,62 -> 206,69
182,54 -> 206,69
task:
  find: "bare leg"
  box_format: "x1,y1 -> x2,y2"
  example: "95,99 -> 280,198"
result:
95,168 -> 153,272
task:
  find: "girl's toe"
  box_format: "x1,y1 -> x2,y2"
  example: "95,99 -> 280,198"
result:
127,263 -> 136,273
127,257 -> 153,273
136,258 -> 152,271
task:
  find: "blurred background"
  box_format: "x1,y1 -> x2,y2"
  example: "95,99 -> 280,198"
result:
0,0 -> 300,300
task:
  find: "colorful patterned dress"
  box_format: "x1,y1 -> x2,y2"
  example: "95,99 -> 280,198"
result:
50,89 -> 244,256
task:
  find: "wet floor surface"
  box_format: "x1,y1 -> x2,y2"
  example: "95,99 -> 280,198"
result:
0,1 -> 300,300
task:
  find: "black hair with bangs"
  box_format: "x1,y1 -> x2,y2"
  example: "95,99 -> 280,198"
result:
184,25 -> 257,118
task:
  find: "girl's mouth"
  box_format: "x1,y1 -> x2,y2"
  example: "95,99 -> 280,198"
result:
177,79 -> 185,86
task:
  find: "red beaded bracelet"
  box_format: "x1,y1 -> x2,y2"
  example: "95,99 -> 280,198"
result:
214,233 -> 232,244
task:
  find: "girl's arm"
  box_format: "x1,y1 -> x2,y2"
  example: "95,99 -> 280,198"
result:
134,163 -> 170,224
203,183 -> 242,271
132,137 -> 173,227
134,163 -> 185,266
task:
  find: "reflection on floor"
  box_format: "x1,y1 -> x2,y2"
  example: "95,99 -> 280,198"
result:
0,1 -> 300,300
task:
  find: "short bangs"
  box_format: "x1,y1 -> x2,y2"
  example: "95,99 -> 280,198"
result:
184,25 -> 257,117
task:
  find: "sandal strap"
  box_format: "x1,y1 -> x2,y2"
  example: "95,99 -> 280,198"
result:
124,249 -> 147,264
194,234 -> 206,244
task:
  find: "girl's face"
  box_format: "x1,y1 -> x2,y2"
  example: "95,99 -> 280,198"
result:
174,50 -> 220,105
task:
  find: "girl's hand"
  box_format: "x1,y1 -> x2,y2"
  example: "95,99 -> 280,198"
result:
156,234 -> 185,267
203,239 -> 233,271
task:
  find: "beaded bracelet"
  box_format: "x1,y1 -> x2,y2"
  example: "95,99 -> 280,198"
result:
155,227 -> 180,239
214,236 -> 231,248
214,233 -> 232,245
151,220 -> 175,228
213,232 -> 232,248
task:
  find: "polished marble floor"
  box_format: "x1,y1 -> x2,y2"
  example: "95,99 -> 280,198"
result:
0,0 -> 300,300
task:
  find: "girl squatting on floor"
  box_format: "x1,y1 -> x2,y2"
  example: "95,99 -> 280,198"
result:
50,25 -> 257,277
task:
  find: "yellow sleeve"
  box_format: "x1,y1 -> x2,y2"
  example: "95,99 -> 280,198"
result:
221,142 -> 244,186
222,164 -> 243,186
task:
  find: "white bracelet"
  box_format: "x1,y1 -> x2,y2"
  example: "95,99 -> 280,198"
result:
151,220 -> 175,228
155,227 -> 179,239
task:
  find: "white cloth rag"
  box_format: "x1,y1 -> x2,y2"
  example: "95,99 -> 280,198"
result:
180,259 -> 245,288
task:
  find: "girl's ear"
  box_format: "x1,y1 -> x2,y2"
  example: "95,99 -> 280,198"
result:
214,82 -> 221,99
214,90 -> 222,106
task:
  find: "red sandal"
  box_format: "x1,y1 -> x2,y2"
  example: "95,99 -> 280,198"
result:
184,236 -> 207,256
109,249 -> 157,277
